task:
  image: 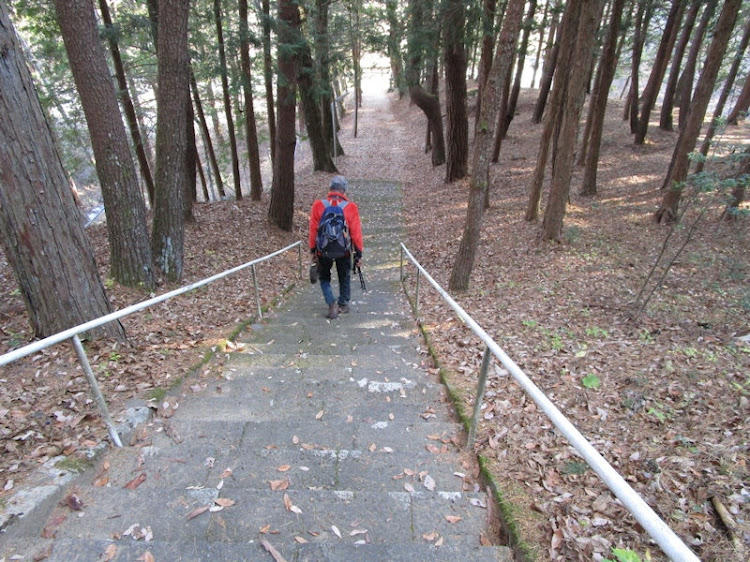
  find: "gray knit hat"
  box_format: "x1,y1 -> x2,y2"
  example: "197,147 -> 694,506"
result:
330,175 -> 348,192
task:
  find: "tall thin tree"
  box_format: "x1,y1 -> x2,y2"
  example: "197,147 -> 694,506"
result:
151,0 -> 190,281
449,0 -> 525,292
268,0 -> 300,231
444,0 -> 468,182
239,0 -> 263,200
214,0 -> 242,200
656,0 -> 742,224
54,0 -> 155,290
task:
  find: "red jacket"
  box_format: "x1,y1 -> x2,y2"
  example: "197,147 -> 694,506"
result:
309,192 -> 363,255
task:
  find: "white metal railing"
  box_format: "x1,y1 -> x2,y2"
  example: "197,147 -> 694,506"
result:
399,243 -> 699,562
1,241 -> 303,446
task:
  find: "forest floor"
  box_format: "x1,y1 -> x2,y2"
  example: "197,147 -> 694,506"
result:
1,71 -> 749,561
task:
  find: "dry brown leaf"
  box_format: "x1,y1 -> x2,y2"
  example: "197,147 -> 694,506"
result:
277,464 -> 291,472
101,544 -> 118,562
186,505 -> 210,520
136,552 -> 155,562
422,531 -> 439,541
294,536 -> 308,544
219,468 -> 233,479
315,410 -> 325,420
93,475 -> 109,487
444,515 -> 462,524
214,498 -> 235,507
260,524 -> 271,534
124,473 -> 147,490
269,478 -> 290,491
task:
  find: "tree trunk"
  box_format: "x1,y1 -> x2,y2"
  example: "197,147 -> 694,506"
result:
444,0 -> 468,182
261,0 -> 276,165
726,70 -> 750,125
298,38 -> 337,172
268,0 -> 299,231
626,0 -> 653,131
503,0 -> 537,137
316,0 -> 344,157
676,0 -> 717,131
151,0 -> 190,281
721,149 -> 749,220
658,0 -> 702,131
0,4 -> 124,340
531,4 -> 560,124
531,0 -> 551,88
184,98 -> 197,223
386,0 -> 406,98
696,17 -> 750,172
55,0 -> 155,290
580,0 -> 626,196
541,0 -> 601,242
634,0 -> 685,145
526,0 -> 582,221
98,0 -> 156,208
214,0 -> 242,200
449,0 -> 525,293
190,70 -> 225,199
406,0 -> 446,166
239,0 -> 263,200
474,0 -> 497,130
656,0 -> 742,224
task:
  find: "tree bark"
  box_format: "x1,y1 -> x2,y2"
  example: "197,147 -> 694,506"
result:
658,0 -> 702,131
298,37 -> 337,172
696,17 -> 750,172
726,71 -> 750,125
151,0 -> 189,281
676,0 -> 717,131
406,0 -> 446,166
541,0 -> 602,242
261,0 -> 277,165
239,0 -> 263,200
98,0 -> 156,208
316,0 -> 344,157
626,0 -> 653,130
474,0 -> 497,130
656,0 -> 742,224
386,0 -> 406,98
54,0 -> 155,290
214,0 -> 242,200
634,0 -> 685,145
444,0 -> 468,182
503,0 -> 537,137
580,0 -> 626,196
449,0 -> 525,293
190,69 -> 226,199
0,4 -> 124,340
526,0 -> 582,221
268,0 -> 299,231
531,1 -> 561,124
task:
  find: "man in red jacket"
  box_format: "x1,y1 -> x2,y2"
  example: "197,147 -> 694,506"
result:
309,176 -> 363,319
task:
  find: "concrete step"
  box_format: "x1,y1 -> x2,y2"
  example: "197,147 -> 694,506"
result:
38,537 -> 513,561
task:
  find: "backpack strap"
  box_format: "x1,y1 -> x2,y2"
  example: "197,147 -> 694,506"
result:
321,198 -> 348,209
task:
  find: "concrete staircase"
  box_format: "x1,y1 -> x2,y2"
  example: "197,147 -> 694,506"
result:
4,180 -> 512,561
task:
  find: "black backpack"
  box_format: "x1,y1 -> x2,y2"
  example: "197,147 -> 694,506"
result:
315,199 -> 350,259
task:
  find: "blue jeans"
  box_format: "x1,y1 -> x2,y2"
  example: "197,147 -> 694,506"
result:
318,256 -> 351,306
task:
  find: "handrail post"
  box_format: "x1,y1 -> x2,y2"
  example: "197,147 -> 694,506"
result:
71,335 -> 123,447
400,244 -> 404,282
298,243 -> 303,280
467,345 -> 493,449
415,270 -> 421,319
251,264 -> 263,319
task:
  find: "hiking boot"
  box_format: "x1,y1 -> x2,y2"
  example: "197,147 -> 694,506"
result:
338,304 -> 349,314
326,302 -> 339,319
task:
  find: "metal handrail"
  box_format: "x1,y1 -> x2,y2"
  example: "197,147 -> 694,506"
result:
399,243 -> 699,562
1,241 -> 303,445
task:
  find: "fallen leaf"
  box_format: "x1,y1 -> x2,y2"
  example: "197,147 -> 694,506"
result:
269,478 -> 290,491
332,525 -> 342,538
315,410 -> 325,420
124,473 -> 147,490
422,531 -> 439,541
423,475 -> 436,491
93,475 -> 109,487
350,529 -> 368,536
368,443 -> 377,452
435,536 -> 444,547
102,544 -> 117,561
444,515 -> 462,524
283,493 -> 293,510
136,552 -> 155,562
277,464 -> 291,472
186,505 -> 210,520
289,505 -> 302,515
294,536 -> 308,544
215,498 -> 236,507
219,468 -> 233,479
260,524 -> 271,534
